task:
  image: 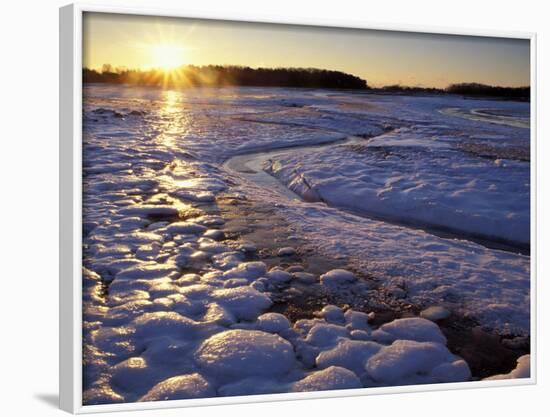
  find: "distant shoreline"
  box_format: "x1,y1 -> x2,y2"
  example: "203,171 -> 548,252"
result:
83,65 -> 530,101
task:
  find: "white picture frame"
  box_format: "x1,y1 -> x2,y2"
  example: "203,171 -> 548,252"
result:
59,3 -> 537,413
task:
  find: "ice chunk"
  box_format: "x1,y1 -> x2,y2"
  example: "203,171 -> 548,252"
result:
306,323 -> 349,348
199,240 -> 229,254
430,360 -> 472,382
83,385 -> 124,405
91,326 -> 137,358
140,373 -> 215,401
203,229 -> 225,240
110,357 -> 154,396
116,263 -> 178,281
291,366 -> 362,392
319,305 -> 345,324
165,221 -> 207,235
202,303 -> 236,326
293,272 -> 318,284
195,330 -> 295,378
371,317 -> 447,345
222,261 -> 267,281
265,269 -> 293,284
286,265 -> 304,273
238,242 -> 257,253
420,306 -> 451,321
366,340 -> 468,385
132,312 -> 205,341
141,337 -> 195,368
103,299 -> 153,326
256,313 -> 291,333
278,247 -> 296,256
316,339 -> 382,376
211,287 -> 272,320
344,309 -> 371,332
175,190 -> 216,202
320,269 -> 357,288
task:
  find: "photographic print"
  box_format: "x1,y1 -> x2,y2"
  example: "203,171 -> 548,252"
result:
80,11 -> 532,406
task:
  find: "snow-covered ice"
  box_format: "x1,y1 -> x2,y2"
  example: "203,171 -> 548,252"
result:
195,329 -> 296,378
82,85 -> 530,405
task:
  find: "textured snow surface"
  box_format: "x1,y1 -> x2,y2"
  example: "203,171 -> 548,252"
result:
277,201 -> 529,335
82,85 -> 530,404
195,330 -> 296,378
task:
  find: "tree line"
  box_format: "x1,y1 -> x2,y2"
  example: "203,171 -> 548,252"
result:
83,65 -> 368,90
83,65 -> 529,100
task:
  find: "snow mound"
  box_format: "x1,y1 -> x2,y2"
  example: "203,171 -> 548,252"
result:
222,261 -> 268,281
211,287 -> 272,320
366,340 -> 470,385
316,339 -> 382,376
371,317 -> 447,345
195,330 -> 296,378
320,269 -> 357,288
320,305 -> 345,324
132,312 -> 205,341
420,306 -> 451,321
265,269 -> 293,284
291,366 -> 362,392
306,323 -> 349,348
140,373 -> 215,402
110,357 -> 153,396
256,313 -> 291,333
116,263 -> 178,281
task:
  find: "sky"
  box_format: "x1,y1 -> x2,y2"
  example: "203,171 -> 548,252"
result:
83,12 -> 530,88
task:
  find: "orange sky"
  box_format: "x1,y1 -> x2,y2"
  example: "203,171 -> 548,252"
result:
83,12 -> 530,88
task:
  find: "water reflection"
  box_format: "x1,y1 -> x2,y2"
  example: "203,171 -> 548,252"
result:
155,89 -> 190,149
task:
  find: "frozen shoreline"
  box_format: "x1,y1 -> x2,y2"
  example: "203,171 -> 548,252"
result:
82,85 -> 531,404
223,134 -> 529,254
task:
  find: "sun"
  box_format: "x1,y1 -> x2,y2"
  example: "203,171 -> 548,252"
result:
150,43 -> 186,70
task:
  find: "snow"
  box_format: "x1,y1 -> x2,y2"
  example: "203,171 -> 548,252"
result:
320,269 -> 357,288
110,357 -> 155,396
131,312 -> 209,340
222,261 -> 268,281
81,84 -> 530,404
256,313 -> 291,333
316,339 -> 382,376
365,340 -> 470,385
371,318 -> 447,345
140,373 -> 215,402
306,323 -> 350,348
262,96 -> 529,247
420,306 -> 451,321
116,264 -> 178,281
211,287 -> 272,320
268,201 -> 530,335
291,366 -> 362,392
195,330 -> 296,378
265,269 -> 293,284
320,305 -> 346,324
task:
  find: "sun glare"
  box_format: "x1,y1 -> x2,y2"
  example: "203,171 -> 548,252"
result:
150,43 -> 186,70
